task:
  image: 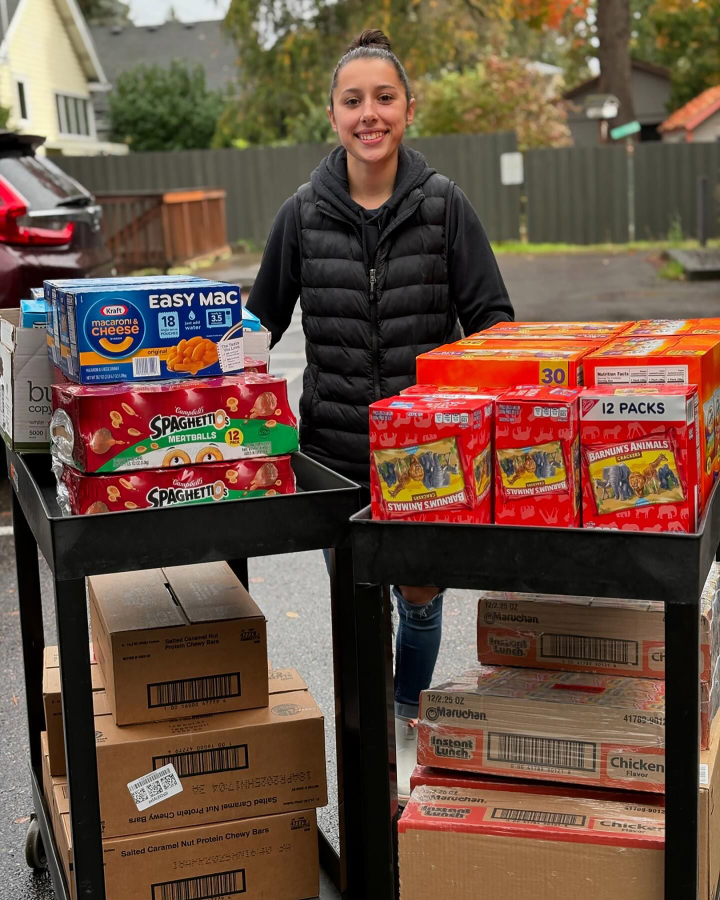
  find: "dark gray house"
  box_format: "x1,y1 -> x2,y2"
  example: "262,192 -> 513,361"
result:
564,60 -> 671,145
89,20 -> 238,140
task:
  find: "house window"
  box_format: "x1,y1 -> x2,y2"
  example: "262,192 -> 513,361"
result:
15,79 -> 29,122
55,93 -> 92,137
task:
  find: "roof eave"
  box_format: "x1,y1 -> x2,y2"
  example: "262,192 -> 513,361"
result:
53,0 -> 110,87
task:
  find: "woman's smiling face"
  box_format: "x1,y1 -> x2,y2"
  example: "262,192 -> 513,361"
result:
328,58 -> 414,166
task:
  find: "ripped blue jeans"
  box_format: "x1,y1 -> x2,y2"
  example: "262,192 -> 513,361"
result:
323,550 -> 443,719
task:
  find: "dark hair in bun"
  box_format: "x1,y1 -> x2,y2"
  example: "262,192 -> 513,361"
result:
329,29 -> 412,110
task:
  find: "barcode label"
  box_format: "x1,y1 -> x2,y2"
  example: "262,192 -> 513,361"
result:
147,673 -> 241,709
488,732 -> 597,773
153,744 -> 248,778
491,807 -> 586,827
132,355 -> 161,377
540,633 -> 639,666
128,763 -> 182,811
700,763 -> 709,786
152,869 -> 246,900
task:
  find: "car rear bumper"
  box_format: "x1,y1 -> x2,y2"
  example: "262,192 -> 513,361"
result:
0,245 -> 115,307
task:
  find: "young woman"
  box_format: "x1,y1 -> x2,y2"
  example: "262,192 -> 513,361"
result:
247,29 -> 514,797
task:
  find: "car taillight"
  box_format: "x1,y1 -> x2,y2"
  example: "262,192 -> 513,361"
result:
0,177 -> 74,246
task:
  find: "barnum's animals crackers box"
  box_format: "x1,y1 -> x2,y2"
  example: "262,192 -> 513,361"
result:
494,386 -> 582,528
584,337 -> 720,510
416,342 -> 590,390
51,374 -> 297,472
56,455 -> 295,516
417,666 -> 668,792
580,386 -> 700,533
369,395 -> 493,523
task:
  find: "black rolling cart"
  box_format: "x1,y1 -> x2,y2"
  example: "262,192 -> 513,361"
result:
347,499 -> 720,900
9,448 -> 364,900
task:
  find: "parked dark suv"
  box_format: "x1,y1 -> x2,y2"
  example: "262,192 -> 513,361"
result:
0,131 -> 113,306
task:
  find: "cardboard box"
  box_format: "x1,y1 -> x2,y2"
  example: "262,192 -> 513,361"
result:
89,562 -> 268,725
418,666 -> 669,792
58,809 -> 319,900
409,711 -> 720,900
50,668 -> 306,820
93,674 -> 325,837
0,309 -> 54,451
369,394 -> 493,523
416,342 -> 591,390
580,385 -> 701,533
58,454 -> 295,515
584,337 -> 720,509
48,278 -> 244,384
477,566 -> 720,680
399,784 -> 665,900
494,386 -> 582,528
51,373 -> 297,473
43,645 -> 107,776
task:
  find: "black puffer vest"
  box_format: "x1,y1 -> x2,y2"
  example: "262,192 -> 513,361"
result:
296,172 -> 459,486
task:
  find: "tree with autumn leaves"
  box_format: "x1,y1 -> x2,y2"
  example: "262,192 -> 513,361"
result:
210,0 -> 717,148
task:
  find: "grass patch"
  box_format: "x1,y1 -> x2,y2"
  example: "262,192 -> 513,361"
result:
659,259 -> 686,281
491,239 -> 720,255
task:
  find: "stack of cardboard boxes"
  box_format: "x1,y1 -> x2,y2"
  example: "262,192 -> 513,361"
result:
41,561 -> 326,900
399,564 -> 720,899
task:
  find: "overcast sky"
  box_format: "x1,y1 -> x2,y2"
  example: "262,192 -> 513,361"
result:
127,0 -> 230,26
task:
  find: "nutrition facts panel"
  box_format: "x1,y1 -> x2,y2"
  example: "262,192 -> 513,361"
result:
594,365 -> 689,385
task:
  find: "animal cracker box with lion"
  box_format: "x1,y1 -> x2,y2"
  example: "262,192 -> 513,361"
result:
494,385 -> 582,528
369,395 -> 493,523
580,385 -> 700,533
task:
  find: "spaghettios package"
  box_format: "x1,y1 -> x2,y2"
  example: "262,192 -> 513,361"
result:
51,374 -> 297,473
494,386 -> 582,528
580,386 -> 700,533
369,395 -> 493,523
54,455 -> 295,516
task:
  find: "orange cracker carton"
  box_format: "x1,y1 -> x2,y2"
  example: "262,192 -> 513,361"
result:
494,385 -> 582,528
624,319 -> 720,337
484,321 -> 631,336
417,666 -> 668,792
416,342 -> 590,390
369,394 -> 493,523
584,337 -> 720,509
580,385 -> 700,533
401,384 -> 504,398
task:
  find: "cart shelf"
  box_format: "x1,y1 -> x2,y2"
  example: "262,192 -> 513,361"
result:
348,500 -> 718,900
10,448 -> 361,900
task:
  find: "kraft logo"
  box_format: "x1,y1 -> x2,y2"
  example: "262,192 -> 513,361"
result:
100,304 -> 128,316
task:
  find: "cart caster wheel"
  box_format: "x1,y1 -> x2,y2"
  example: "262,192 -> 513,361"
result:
25,817 -> 47,870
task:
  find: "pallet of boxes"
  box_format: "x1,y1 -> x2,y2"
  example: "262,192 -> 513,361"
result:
37,275 -> 326,900
364,319 -> 720,899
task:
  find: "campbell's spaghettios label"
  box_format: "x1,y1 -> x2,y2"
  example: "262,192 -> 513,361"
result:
51,374 -> 297,473
60,455 -> 295,515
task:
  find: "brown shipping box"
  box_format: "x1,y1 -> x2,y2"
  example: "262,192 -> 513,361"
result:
403,714 -> 720,900
94,671 -> 325,838
57,809 -> 319,900
46,687 -> 112,777
43,645 -> 105,776
399,784 -> 665,900
477,562 -> 720,680
418,666 -> 668,792
89,562 -> 268,726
